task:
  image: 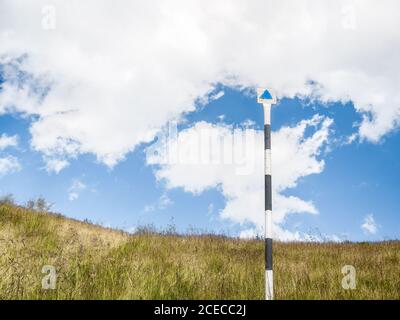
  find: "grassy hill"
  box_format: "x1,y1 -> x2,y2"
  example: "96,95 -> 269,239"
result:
0,203 -> 399,300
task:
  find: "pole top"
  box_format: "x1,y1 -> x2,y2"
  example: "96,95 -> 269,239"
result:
257,88 -> 277,105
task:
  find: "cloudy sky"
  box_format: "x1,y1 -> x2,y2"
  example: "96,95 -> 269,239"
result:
0,0 -> 399,241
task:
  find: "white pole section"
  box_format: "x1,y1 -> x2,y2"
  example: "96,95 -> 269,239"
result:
257,88 -> 276,300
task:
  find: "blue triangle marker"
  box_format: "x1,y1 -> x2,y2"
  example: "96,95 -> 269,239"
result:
260,89 -> 272,100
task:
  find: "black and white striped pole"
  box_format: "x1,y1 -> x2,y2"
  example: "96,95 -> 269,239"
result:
257,88 -> 276,300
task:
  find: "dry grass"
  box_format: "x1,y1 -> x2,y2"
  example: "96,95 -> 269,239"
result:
0,203 -> 399,300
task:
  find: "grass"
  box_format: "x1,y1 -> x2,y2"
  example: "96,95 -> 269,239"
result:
0,203 -> 399,300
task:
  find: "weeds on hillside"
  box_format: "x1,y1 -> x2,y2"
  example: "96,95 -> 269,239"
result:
1,202 -> 399,300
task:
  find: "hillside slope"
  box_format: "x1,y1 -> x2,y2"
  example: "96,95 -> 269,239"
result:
0,203 -> 399,300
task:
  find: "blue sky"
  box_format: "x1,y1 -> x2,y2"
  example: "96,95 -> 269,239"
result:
1,86 -> 399,241
1,1 -> 400,242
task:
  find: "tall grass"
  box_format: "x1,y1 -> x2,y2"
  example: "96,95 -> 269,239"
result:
0,203 -> 399,300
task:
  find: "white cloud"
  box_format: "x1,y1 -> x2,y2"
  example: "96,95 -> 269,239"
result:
207,203 -> 214,215
0,156 -> 21,176
68,179 -> 87,201
239,228 -> 261,240
44,158 -> 70,174
345,133 -> 358,145
147,115 -> 333,240
1,0 -> 400,170
208,91 -> 225,102
143,193 -> 173,213
0,134 -> 18,150
240,226 -> 343,242
361,214 -> 378,235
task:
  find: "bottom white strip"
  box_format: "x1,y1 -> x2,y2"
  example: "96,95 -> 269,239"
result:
265,270 -> 274,300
